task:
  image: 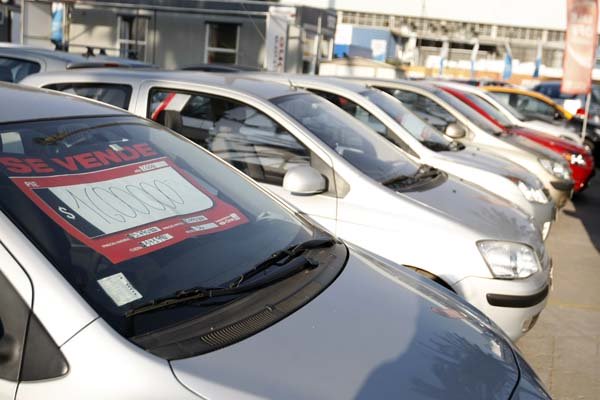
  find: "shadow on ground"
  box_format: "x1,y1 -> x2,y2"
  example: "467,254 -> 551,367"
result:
566,175 -> 600,253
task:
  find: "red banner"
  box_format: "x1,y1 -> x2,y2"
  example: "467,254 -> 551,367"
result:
562,0 -> 599,95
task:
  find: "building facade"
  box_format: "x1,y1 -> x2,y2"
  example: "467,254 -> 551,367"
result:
17,0 -> 337,72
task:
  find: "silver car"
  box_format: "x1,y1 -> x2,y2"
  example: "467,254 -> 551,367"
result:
251,74 -> 555,238
0,83 -> 551,399
0,43 -> 152,83
22,69 -> 552,340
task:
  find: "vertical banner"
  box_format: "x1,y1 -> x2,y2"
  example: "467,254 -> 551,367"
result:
470,40 -> 479,78
502,42 -> 513,80
562,0 -> 599,94
265,6 -> 296,73
439,40 -> 449,77
50,3 -> 64,48
533,42 -> 543,78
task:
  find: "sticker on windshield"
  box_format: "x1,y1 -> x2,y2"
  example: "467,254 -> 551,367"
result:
1,143 -> 248,263
98,272 -> 142,306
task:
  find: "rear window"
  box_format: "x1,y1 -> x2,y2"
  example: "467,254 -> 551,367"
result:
44,83 -> 132,109
0,115 -> 319,338
0,57 -> 41,83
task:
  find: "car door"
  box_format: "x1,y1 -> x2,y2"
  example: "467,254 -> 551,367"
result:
142,87 -> 339,233
0,242 -> 33,399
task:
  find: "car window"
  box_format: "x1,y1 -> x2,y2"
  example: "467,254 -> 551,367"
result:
459,91 -> 513,126
360,89 -> 451,148
273,93 -> 420,183
383,88 -> 457,132
310,89 -> 390,135
44,83 -> 132,109
0,271 -> 29,382
514,94 -> 556,116
147,89 -> 312,187
0,115 -> 321,339
0,57 -> 41,83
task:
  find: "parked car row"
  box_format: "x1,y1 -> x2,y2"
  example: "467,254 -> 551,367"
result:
0,45 -> 584,399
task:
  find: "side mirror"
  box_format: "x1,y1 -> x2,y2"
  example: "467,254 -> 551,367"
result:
283,165 -> 327,196
445,122 -> 467,139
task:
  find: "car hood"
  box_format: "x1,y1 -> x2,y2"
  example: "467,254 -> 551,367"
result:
523,119 -> 581,142
510,126 -> 586,154
439,145 -> 542,188
501,132 -> 567,163
402,175 -> 541,247
170,250 -> 519,400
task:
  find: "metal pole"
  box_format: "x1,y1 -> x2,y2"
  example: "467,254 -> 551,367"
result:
313,15 -> 322,75
581,91 -> 591,144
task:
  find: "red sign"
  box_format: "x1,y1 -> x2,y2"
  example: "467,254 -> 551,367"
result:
562,0 -> 599,95
3,147 -> 248,264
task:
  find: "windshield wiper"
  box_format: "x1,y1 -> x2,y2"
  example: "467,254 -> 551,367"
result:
383,165 -> 440,189
125,238 -> 336,318
413,164 -> 440,180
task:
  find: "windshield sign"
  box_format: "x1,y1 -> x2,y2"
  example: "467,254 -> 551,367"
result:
1,146 -> 248,263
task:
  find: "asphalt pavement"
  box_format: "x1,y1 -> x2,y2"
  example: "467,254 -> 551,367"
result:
518,173 -> 600,399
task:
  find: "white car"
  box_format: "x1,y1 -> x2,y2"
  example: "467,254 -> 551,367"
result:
22,69 -> 552,340
250,74 -> 555,239
357,78 -> 575,208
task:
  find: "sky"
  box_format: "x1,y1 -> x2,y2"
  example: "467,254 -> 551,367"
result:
281,0 -> 577,31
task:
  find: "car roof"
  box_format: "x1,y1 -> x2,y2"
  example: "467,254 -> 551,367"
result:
350,77 -> 439,92
22,69 -> 300,100
0,45 -> 153,68
0,82 -> 129,124
240,72 -> 369,93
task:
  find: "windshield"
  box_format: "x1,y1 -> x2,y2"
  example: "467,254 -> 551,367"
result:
273,93 -> 419,182
0,116 -> 323,338
457,90 -> 514,127
432,88 -> 505,134
360,89 -> 451,147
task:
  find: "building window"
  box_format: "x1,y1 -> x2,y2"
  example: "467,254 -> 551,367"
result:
118,15 -> 148,61
205,23 -> 239,64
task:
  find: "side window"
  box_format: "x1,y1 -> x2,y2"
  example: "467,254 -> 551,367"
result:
309,89 -> 412,153
515,95 -> 556,116
0,271 -> 29,382
44,83 -> 132,109
388,89 -> 456,131
148,89 -> 312,186
0,57 -> 41,83
310,90 -> 389,135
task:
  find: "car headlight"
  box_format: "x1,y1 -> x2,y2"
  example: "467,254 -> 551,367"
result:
516,181 -> 549,204
539,158 -> 572,180
563,152 -> 587,166
477,241 -> 541,279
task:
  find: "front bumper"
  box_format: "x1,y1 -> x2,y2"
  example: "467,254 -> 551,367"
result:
530,200 -> 556,240
452,261 -> 552,341
547,179 -> 573,207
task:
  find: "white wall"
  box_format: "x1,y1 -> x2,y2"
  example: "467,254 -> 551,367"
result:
281,0 -> 586,31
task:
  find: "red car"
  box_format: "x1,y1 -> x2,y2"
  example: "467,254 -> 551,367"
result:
439,85 -> 595,193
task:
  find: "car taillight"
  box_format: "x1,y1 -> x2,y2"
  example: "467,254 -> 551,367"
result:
576,108 -> 586,116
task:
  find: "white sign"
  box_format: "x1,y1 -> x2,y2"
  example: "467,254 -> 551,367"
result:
49,165 -> 214,236
266,6 -> 295,72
